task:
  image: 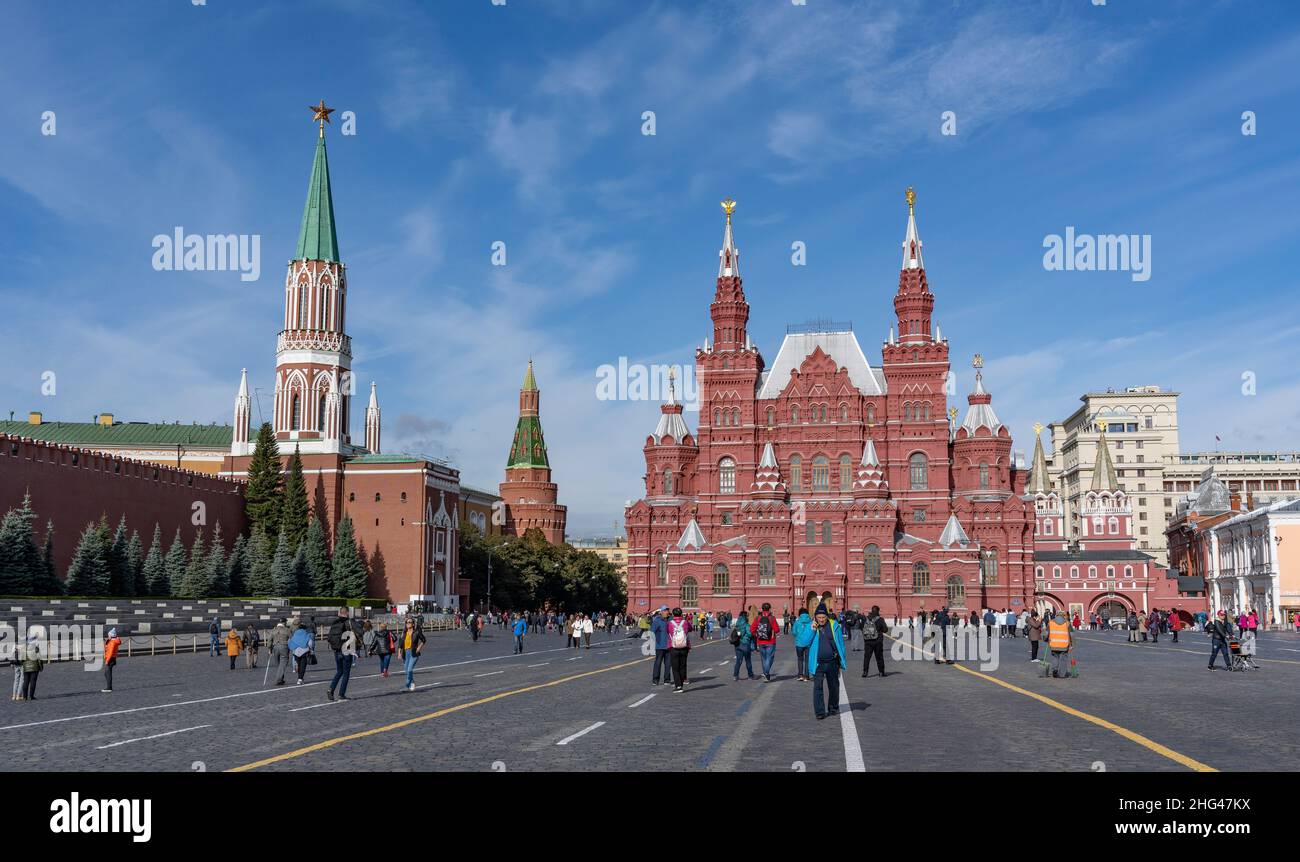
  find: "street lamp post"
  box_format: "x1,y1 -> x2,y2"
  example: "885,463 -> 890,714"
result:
485,541 -> 510,613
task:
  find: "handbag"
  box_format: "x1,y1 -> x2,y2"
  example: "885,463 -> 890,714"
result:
308,651 -> 318,666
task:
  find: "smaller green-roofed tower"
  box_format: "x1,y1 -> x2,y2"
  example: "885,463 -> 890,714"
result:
500,360 -> 566,543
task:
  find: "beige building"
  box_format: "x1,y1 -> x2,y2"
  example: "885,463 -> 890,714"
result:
0,412 -> 232,475
1206,498 -> 1300,627
1045,387 -> 1300,567
571,535 -> 628,581
460,484 -> 504,537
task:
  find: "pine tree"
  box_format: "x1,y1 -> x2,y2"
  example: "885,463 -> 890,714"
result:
163,528 -> 188,597
225,534 -> 247,596
143,525 -> 166,597
65,522 -> 110,596
292,541 -> 309,596
127,529 -> 145,597
245,529 -> 274,596
38,520 -> 61,595
244,423 -> 283,538
106,515 -> 130,596
0,492 -> 40,595
331,515 -> 368,599
280,446 -> 310,551
270,530 -> 296,596
204,522 -> 227,597
178,528 -> 207,598
304,516 -> 332,598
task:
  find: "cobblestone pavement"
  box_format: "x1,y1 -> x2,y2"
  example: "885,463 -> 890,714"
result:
3,625 -> 1296,772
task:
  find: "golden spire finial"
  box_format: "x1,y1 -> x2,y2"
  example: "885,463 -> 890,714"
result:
972,353 -> 983,369
1033,422 -> 1044,436
309,99 -> 335,138
948,406 -> 958,421
721,198 -> 736,223
905,186 -> 916,213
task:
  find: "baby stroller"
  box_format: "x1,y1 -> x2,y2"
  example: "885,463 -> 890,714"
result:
1229,631 -> 1260,671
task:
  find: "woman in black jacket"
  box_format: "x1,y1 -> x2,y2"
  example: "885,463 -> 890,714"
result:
398,617 -> 426,692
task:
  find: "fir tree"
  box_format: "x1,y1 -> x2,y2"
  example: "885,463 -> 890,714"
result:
65,522 -> 110,596
245,529 -> 274,596
107,515 -> 130,596
204,522 -> 227,597
331,515 -> 368,599
127,529 -> 145,597
225,534 -> 248,596
270,530 -> 296,595
292,541 -> 309,596
244,423 -> 283,538
142,525 -> 166,597
163,528 -> 188,597
0,492 -> 40,595
280,446 -> 310,551
179,528 -> 207,598
38,520 -> 61,595
304,516 -> 332,598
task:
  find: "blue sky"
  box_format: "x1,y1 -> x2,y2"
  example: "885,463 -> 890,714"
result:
2,0 -> 1299,536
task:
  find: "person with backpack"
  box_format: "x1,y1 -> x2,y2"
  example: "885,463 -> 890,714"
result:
861,605 -> 889,678
325,608 -> 355,702
1046,611 -> 1074,679
513,613 -> 527,654
792,607 -> 814,681
808,604 -> 847,720
750,602 -> 781,682
1127,610 -> 1139,643
399,616 -> 426,691
650,605 -> 673,686
667,607 -> 691,693
372,621 -> 395,677
242,622 -> 261,669
208,617 -> 220,657
289,619 -> 315,685
20,631 -> 46,701
730,610 -> 757,680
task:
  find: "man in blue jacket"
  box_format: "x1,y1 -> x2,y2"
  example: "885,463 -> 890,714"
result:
512,613 -> 528,654
650,605 -> 672,686
808,604 -> 847,720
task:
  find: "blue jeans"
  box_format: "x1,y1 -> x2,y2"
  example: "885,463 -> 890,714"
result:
404,652 -> 419,687
378,653 -> 392,674
329,651 -> 352,696
209,634 -> 219,656
733,646 -> 754,678
514,635 -> 525,654
1209,639 -> 1231,669
758,644 -> 776,678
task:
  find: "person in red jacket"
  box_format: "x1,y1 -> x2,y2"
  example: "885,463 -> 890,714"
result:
1168,608 -> 1182,643
751,602 -> 781,682
101,628 -> 122,693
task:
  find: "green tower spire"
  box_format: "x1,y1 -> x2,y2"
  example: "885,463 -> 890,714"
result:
506,360 -> 549,469
294,134 -> 340,263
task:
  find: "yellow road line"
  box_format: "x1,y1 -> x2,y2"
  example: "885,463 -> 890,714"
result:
1074,635 -> 1300,665
228,639 -> 723,772
887,634 -> 1218,772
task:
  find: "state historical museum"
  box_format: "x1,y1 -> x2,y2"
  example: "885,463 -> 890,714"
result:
625,191 -> 1034,618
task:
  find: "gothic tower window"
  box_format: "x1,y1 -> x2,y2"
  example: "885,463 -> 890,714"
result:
909,453 -> 928,489
812,455 -> 829,491
903,403 -> 912,422
821,520 -> 831,544
839,454 -> 852,492
912,562 -> 930,594
1108,516 -> 1119,534
663,469 -> 674,495
298,286 -> 308,328
791,405 -> 799,423
718,457 -> 736,494
657,551 -> 668,586
680,577 -> 698,607
805,522 -> 815,544
863,544 -> 881,583
766,407 -> 775,426
318,393 -> 327,433
840,403 -> 848,422
291,394 -> 301,430
979,462 -> 990,489
759,545 -> 775,585
789,455 -> 802,492
714,408 -> 721,426
732,408 -> 740,426
981,549 -> 998,585
712,564 -> 730,595
866,404 -> 876,424
923,402 -> 930,421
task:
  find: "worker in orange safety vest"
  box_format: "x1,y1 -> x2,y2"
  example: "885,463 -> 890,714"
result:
1046,612 -> 1073,679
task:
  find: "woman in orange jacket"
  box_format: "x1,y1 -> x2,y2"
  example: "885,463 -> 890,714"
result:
102,628 -> 121,693
224,626 -> 241,670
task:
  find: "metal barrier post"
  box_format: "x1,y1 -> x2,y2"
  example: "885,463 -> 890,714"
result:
172,635 -> 177,655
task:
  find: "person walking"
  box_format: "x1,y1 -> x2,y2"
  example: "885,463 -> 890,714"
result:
20,632 -> 45,701
1127,610 -> 1139,643
1169,609 -> 1181,643
731,610 -> 756,680
751,602 -> 781,682
650,605 -> 673,686
809,604 -> 847,720
1150,610 -> 1162,644
861,605 -> 888,678
667,607 -> 691,693
399,616 -> 426,692
289,620 -> 314,684
564,614 -> 576,649
582,613 -> 594,649
1026,609 -> 1044,662
1138,611 -> 1149,642
934,607 -> 953,664
207,617 -> 220,657
1046,611 -> 1074,679
360,620 -> 376,669
101,627 -> 121,692
325,608 -> 355,702
373,621 -> 395,677
267,617 -> 291,685
242,622 -> 260,669
792,607 -> 814,681
8,637 -> 23,701
224,625 -> 241,670
1207,610 -> 1234,671
513,613 -> 527,654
